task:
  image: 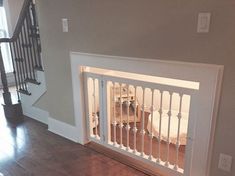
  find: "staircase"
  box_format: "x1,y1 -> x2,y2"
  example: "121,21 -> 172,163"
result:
0,0 -> 45,123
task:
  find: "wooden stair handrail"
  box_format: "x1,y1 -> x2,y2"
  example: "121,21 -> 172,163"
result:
0,0 -> 31,43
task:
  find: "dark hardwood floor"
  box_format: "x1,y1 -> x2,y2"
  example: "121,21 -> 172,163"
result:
110,121 -> 186,169
0,104 -> 148,175
94,114 -> 186,169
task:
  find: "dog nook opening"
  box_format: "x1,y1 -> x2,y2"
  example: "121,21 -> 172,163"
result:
82,66 -> 200,175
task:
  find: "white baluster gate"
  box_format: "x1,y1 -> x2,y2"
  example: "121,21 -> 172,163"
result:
84,71 -> 198,176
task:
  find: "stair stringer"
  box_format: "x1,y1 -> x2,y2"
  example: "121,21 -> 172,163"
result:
20,70 -> 49,124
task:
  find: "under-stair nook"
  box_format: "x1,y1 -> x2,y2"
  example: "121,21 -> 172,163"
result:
70,52 -> 223,176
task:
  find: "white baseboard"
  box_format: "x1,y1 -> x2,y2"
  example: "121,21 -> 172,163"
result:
22,105 -> 48,124
20,70 -> 80,143
48,117 -> 79,143
23,105 -> 80,143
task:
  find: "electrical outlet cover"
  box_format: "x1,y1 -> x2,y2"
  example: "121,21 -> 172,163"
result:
218,153 -> 233,172
62,18 -> 68,32
197,13 -> 211,33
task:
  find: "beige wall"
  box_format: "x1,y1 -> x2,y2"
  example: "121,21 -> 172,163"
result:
36,0 -> 235,175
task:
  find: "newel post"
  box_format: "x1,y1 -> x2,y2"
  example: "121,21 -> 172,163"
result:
0,45 -> 23,123
0,46 -> 12,105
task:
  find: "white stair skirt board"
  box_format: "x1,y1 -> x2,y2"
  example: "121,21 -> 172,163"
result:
70,52 -> 224,176
21,70 -> 47,123
19,69 -> 80,143
21,70 -> 47,105
48,117 -> 79,143
22,105 -> 49,124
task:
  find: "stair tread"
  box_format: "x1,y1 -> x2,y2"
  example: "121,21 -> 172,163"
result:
18,89 -> 31,96
29,33 -> 40,38
34,66 -> 44,71
25,78 -> 41,85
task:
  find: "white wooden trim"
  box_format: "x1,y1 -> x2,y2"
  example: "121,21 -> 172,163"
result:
48,117 -> 79,143
70,52 -> 224,176
102,79 -> 110,144
22,104 -> 81,143
22,105 -> 48,124
70,63 -> 88,144
18,69 -> 83,144
70,52 -> 222,69
21,70 -> 48,124
184,93 -> 199,176
206,66 -> 224,176
83,74 -> 93,139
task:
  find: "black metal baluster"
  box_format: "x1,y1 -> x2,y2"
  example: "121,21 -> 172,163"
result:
23,21 -> 31,80
19,29 -> 29,81
30,1 -> 37,27
17,33 -> 27,88
25,11 -> 36,80
9,42 -> 20,102
22,19 -> 33,79
30,1 -> 42,69
22,19 -> 33,80
12,41 -> 22,90
34,28 -> 42,70
13,40 -> 23,91
16,38 -> 27,91
27,6 -> 38,68
20,27 -> 29,80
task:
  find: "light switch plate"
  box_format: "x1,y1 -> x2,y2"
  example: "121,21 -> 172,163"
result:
218,153 -> 233,172
62,18 -> 68,32
197,13 -> 211,33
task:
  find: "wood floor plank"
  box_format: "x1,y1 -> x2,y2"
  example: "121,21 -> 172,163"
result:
0,115 -> 149,176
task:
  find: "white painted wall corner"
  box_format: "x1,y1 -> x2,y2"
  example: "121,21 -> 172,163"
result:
22,105 -> 49,124
48,117 -> 79,143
